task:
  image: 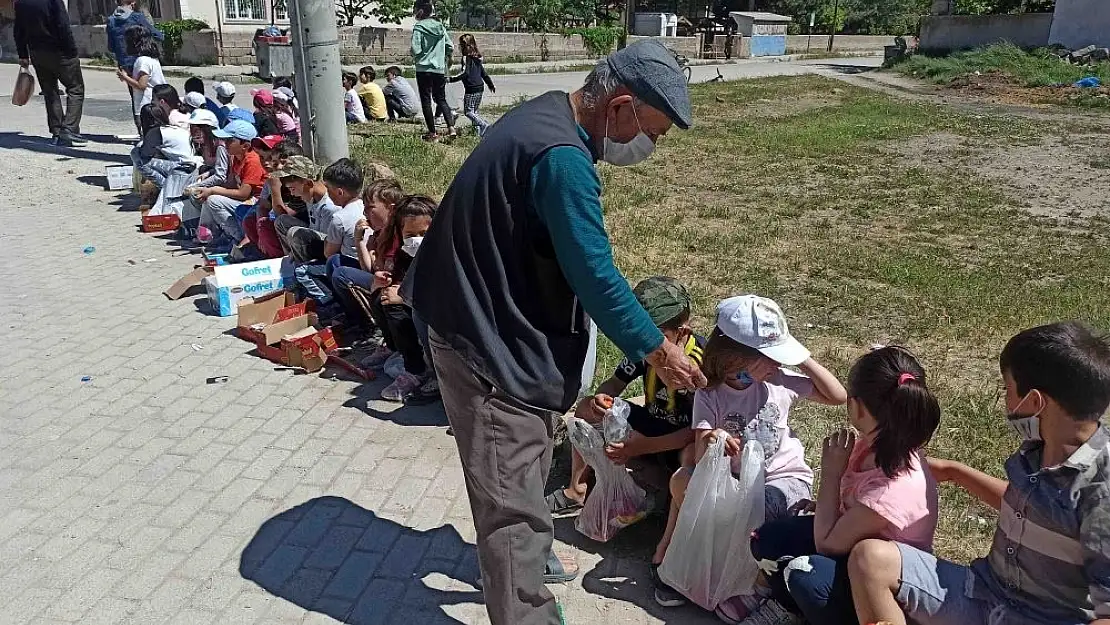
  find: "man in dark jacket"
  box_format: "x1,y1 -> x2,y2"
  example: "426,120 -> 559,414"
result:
403,40 -> 706,625
106,0 -> 163,72
14,0 -> 86,146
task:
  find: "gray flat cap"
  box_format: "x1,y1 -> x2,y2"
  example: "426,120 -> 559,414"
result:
606,39 -> 692,130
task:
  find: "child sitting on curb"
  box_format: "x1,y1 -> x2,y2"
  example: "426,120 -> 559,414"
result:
292,158 -> 364,315
549,276 -> 704,514
653,295 -> 847,621
850,322 -> 1110,625
749,345 -> 942,625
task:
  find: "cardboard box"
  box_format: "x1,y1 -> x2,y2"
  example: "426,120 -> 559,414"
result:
203,250 -> 230,267
236,290 -> 311,344
141,213 -> 181,233
164,266 -> 213,300
105,165 -> 134,191
255,313 -> 336,372
204,257 -> 294,317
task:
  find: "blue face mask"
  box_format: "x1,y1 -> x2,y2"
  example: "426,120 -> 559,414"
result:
737,371 -> 754,385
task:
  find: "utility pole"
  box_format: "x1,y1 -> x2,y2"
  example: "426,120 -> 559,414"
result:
288,0 -> 348,163
826,0 -> 839,53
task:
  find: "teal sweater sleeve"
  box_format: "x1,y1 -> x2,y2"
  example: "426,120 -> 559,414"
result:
530,145 -> 664,362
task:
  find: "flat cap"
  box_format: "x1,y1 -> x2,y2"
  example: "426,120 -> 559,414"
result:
606,39 -> 692,130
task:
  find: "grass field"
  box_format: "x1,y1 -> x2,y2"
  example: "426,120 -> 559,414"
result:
350,75 -> 1110,564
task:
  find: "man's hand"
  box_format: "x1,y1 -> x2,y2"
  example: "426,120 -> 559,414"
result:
605,431 -> 646,465
645,338 -> 707,391
380,285 -> 402,305
821,428 -> 856,477
575,393 -> 610,423
18,58 -> 30,68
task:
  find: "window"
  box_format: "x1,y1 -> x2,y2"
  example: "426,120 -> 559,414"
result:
272,0 -> 288,21
224,0 -> 265,21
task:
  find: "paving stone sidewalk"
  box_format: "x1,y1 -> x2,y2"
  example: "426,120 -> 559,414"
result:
0,66 -> 725,625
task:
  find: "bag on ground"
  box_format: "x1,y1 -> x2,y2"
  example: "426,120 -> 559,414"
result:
12,67 -> 35,106
658,435 -> 765,610
569,417 -> 651,542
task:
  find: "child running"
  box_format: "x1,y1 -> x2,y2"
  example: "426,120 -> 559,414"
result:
449,34 -> 495,137
749,345 -> 941,625
850,322 -> 1110,625
652,295 -> 847,618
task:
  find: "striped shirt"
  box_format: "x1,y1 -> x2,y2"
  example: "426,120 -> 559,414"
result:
969,425 -> 1110,624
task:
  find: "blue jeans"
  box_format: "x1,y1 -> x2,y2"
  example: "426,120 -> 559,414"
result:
750,515 -> 855,625
130,145 -> 177,189
295,254 -> 359,306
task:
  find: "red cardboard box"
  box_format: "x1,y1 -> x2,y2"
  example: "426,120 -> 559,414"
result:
255,313 -> 335,373
236,291 -> 311,344
141,213 -> 181,233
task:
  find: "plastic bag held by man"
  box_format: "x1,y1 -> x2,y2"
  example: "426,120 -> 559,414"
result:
601,396 -> 632,444
568,416 -> 651,542
658,435 -> 766,610
12,68 -> 35,106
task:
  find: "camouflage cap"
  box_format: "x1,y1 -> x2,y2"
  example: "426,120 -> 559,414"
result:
277,155 -> 320,180
633,276 -> 691,327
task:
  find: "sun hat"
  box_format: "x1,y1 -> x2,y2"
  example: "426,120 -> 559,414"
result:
212,119 -> 258,141
251,88 -> 274,107
273,86 -> 294,102
716,295 -> 810,366
252,134 -> 284,150
187,109 -> 219,128
182,91 -> 207,109
633,276 -> 691,327
213,81 -> 236,98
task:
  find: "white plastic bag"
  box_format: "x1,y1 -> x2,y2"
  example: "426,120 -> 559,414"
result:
601,396 -> 632,444
569,417 -> 651,542
658,435 -> 766,611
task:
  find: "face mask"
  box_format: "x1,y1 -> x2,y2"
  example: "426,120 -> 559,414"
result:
602,103 -> 655,167
401,236 -> 424,257
737,371 -> 754,385
1005,392 -> 1043,441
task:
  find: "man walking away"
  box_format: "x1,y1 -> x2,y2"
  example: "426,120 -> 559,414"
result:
14,0 -> 86,147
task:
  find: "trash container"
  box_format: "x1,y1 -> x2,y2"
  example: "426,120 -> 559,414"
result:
256,36 -> 294,80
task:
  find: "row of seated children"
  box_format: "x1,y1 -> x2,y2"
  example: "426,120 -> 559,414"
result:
344,66 -> 421,124
560,279 -> 1110,625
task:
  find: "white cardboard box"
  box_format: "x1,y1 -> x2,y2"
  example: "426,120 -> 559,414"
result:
204,257 -> 295,317
105,165 -> 134,191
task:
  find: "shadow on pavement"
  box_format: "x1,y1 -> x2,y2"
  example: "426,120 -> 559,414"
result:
816,63 -> 878,75
241,496 -> 483,624
0,131 -> 132,164
342,393 -> 450,427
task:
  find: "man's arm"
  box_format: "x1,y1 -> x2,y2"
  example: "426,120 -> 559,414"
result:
530,147 -> 663,362
927,457 -> 1008,511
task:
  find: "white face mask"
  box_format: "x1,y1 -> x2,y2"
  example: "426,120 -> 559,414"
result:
401,235 -> 424,257
601,103 -> 655,167
1005,392 -> 1044,442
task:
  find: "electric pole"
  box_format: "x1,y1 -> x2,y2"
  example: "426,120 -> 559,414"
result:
288,0 -> 349,163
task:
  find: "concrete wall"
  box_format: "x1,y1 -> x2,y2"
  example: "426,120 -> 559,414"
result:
70,24 -> 221,64
786,34 -> 892,53
0,22 -> 14,60
1050,0 -> 1110,49
919,13 -> 1053,52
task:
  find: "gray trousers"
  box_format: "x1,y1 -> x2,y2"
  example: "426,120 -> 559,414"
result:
428,330 -> 560,625
29,47 -> 84,136
199,194 -> 244,242
275,214 -> 326,263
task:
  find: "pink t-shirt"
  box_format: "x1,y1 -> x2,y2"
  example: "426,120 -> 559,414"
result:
839,440 -> 939,552
692,369 -> 815,485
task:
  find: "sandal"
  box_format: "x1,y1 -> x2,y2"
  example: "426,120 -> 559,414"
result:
421,132 -> 439,142
543,549 -> 579,584
545,489 -> 584,514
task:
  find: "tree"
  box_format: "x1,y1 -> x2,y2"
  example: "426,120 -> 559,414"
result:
336,0 -> 374,26
371,0 -> 413,24
437,0 -> 463,23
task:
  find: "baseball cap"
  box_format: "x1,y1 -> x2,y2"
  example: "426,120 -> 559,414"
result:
252,134 -> 283,150
716,295 -> 810,366
187,108 -> 219,127
182,91 -> 207,109
213,81 -> 236,98
212,119 -> 258,141
277,155 -> 320,180
606,39 -> 692,130
274,86 -> 295,102
633,276 -> 691,327
251,88 -> 274,106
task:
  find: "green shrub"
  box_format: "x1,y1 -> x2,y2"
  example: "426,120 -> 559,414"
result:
159,18 -> 210,64
563,26 -> 624,56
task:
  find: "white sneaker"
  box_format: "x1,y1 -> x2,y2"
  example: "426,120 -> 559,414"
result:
381,371 -> 422,402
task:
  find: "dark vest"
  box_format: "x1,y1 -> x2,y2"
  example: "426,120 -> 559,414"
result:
403,91 -> 592,412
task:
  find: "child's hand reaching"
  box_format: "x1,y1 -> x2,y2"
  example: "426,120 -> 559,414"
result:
821,428 -> 856,477
372,271 -> 392,290
605,431 -> 646,465
708,429 -> 742,457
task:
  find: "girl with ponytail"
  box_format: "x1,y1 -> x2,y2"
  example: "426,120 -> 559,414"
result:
746,346 -> 942,625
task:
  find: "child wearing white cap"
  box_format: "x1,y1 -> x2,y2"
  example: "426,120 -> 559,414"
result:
651,294 -> 848,621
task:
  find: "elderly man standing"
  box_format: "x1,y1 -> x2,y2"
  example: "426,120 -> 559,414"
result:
403,40 -> 706,625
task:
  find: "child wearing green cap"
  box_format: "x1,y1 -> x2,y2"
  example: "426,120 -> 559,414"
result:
548,275 -> 705,511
